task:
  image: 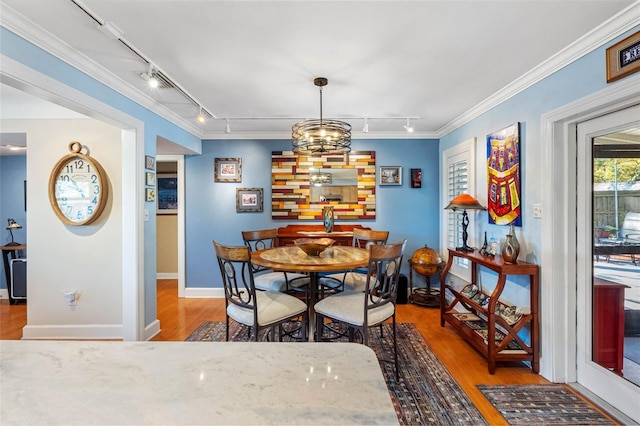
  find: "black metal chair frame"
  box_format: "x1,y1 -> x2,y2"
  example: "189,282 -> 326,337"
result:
214,241 -> 307,342
316,241 -> 406,379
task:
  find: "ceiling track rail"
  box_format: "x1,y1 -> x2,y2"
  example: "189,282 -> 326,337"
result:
68,0 -> 215,119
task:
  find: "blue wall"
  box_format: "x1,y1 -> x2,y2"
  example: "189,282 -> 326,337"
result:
0,156 -> 27,289
186,138 -> 441,289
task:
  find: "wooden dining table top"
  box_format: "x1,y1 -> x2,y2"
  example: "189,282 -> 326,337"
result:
251,246 -> 369,273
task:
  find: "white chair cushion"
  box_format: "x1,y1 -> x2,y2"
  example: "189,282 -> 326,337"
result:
314,291 -> 395,327
228,290 -> 307,327
320,271 -> 367,292
253,271 -> 309,292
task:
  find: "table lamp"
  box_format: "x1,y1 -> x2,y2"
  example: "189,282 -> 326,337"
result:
444,194 -> 486,252
6,218 -> 22,246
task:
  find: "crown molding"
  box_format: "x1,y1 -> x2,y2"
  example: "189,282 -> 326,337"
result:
0,4 -> 205,139
437,1 -> 640,138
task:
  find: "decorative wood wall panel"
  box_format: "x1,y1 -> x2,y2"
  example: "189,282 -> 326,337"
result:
271,151 -> 376,220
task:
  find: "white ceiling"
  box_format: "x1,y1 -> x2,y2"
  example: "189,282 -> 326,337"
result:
0,0 -> 637,141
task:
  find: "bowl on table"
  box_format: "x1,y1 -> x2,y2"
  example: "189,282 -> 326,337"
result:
293,238 -> 335,256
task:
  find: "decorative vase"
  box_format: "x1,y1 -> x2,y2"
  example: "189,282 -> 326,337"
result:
501,223 -> 520,263
322,206 -> 334,233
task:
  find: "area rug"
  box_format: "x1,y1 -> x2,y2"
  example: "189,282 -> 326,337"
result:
477,384 -> 613,425
187,321 -> 487,425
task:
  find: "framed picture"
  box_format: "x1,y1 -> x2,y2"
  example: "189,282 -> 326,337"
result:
157,174 -> 178,214
410,168 -> 422,188
379,166 -> 402,186
236,188 -> 263,213
215,158 -> 242,182
487,123 -> 521,226
145,188 -> 155,202
606,30 -> 640,83
145,155 -> 155,171
145,172 -> 155,187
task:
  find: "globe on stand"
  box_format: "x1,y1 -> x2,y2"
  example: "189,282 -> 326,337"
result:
409,245 -> 445,307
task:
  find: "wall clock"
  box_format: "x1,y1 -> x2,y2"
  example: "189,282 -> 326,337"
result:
48,141 -> 109,226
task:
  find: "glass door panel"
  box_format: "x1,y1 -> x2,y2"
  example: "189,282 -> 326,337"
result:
577,105 -> 640,423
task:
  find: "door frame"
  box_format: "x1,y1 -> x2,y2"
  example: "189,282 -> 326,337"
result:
1,55 -> 146,341
156,154 -> 186,297
541,75 -> 640,421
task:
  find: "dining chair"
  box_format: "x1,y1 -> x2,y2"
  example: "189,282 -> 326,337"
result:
214,241 -> 307,341
319,228 -> 389,293
242,229 -> 310,293
314,240 -> 406,379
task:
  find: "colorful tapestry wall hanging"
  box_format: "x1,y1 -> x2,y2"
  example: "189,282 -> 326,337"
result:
487,123 -> 521,226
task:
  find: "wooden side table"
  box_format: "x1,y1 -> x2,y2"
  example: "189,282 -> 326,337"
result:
1,244 -> 26,304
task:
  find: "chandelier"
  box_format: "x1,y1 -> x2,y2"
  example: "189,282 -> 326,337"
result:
292,77 -> 351,154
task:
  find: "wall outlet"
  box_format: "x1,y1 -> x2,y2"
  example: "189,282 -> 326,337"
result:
533,204 -> 542,218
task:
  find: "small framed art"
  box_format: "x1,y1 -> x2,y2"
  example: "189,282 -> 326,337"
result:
606,30 -> 640,83
145,155 -> 155,171
215,158 -> 242,182
236,188 -> 263,213
410,168 -> 422,188
145,188 -> 155,202
379,166 -> 402,186
145,172 -> 155,187
157,174 -> 178,214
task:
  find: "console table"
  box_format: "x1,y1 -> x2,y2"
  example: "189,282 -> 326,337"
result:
277,224 -> 371,247
440,249 -> 539,374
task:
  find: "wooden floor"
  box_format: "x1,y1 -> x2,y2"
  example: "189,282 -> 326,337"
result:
1,279 -> 618,425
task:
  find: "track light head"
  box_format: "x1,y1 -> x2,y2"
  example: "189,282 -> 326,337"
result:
225,119 -> 231,134
404,118 -> 414,132
197,107 -> 206,124
363,118 -> 369,133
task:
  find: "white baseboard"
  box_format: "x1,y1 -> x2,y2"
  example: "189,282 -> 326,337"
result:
144,319 -> 161,341
22,324 -> 123,340
157,272 -> 178,279
184,287 -> 225,298
0,289 -> 9,300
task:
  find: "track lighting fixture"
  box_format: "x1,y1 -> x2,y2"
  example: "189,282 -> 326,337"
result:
404,118 -> 414,133
140,63 -> 159,88
225,119 -> 231,134
363,118 -> 369,133
197,107 -> 206,124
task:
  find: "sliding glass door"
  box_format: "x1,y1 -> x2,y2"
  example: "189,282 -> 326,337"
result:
576,105 -> 640,422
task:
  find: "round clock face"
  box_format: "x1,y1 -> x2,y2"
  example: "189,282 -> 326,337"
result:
48,142 -> 108,226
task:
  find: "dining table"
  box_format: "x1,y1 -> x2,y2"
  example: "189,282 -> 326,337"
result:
251,245 -> 369,341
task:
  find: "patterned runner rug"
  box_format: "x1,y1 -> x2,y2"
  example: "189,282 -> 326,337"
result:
186,321 -> 487,425
477,384 -> 613,425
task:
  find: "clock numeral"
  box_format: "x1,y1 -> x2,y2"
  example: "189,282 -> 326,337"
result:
92,196 -> 98,205
77,211 -> 84,220
59,175 -> 70,181
60,197 -> 68,206
66,205 -> 73,216
87,206 -> 94,215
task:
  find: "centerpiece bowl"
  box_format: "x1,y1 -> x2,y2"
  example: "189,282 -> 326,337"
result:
293,238 -> 335,256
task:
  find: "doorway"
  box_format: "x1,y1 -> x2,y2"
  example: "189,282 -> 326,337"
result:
576,105 -> 640,420
156,154 -> 185,298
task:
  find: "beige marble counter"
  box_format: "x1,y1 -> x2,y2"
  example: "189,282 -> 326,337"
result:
0,340 -> 398,425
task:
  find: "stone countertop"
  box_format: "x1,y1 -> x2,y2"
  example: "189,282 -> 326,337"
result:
1,340 -> 398,425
